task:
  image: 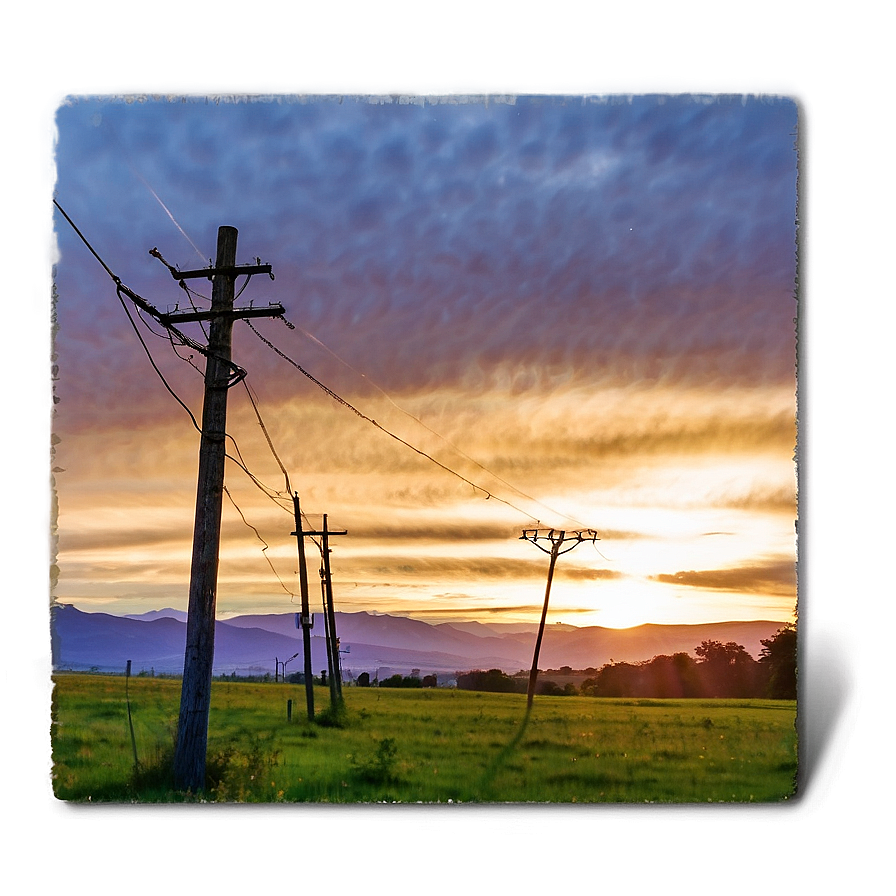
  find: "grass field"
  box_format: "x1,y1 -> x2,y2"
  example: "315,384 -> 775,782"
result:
50,673 -> 798,803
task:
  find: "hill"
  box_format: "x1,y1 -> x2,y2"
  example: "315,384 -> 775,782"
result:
50,604 -> 787,678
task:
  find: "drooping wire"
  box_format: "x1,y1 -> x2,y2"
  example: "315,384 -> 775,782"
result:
146,204 -> 587,533
241,378 -> 292,497
116,288 -> 203,433
51,204 -> 240,385
286,316 -> 589,530
54,198 -> 119,281
57,198 -> 295,514
117,282 -> 291,512
55,199 -> 318,611
224,485 -> 298,601
245,319 -> 546,525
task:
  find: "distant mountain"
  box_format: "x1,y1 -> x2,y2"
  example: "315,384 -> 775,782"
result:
124,608 -> 188,623
51,604 -> 788,679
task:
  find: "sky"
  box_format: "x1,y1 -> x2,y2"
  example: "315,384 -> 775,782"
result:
51,94 -> 799,629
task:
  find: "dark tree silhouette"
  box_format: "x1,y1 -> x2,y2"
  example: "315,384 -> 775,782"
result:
759,624 -> 797,699
456,669 -> 525,693
695,640 -> 759,697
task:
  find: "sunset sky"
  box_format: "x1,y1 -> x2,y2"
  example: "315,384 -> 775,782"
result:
51,94 -> 798,629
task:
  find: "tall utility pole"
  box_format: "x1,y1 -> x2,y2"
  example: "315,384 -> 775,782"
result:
291,494 -> 316,721
293,505 -> 347,715
520,528 -> 600,709
172,226 -> 284,792
320,514 -> 347,703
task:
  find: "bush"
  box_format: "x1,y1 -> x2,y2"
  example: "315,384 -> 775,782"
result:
456,669 -> 526,694
379,674 -> 422,688
350,737 -> 398,784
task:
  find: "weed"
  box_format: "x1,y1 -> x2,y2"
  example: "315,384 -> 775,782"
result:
351,737 -> 399,784
207,740 -> 282,802
315,701 -> 348,729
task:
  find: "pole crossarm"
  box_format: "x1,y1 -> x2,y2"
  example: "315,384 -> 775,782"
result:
169,262 -> 274,281
292,529 -> 348,538
520,528 -> 600,555
159,303 -> 285,325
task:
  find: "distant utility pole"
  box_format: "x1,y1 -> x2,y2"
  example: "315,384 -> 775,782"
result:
319,514 -> 347,704
291,494 -> 316,721
520,528 -> 600,709
172,226 -> 284,792
293,503 -> 347,716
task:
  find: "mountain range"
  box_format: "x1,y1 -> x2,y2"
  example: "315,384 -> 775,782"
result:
50,604 -> 787,680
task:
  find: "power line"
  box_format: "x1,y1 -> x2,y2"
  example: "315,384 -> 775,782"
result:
224,485 -> 298,601
55,198 -> 247,385
55,200 -> 292,507
244,319 -> 547,525
287,316 -> 589,530
58,195 -> 583,534
56,200 -> 300,613
122,291 -> 291,510
241,379 -> 292,496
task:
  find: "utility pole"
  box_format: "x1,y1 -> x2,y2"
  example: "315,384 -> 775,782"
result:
320,514 -> 346,703
172,226 -> 284,792
291,494 -> 316,721
520,528 -> 600,709
293,505 -> 347,715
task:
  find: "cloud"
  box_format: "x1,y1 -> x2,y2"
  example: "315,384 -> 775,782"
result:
51,95 -> 798,625
652,558 -> 796,596
59,527 -> 192,553
54,95 -> 798,410
340,520 -> 518,542
314,554 -> 613,583
561,567 -> 624,581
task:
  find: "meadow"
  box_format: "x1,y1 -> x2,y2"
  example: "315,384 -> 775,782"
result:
50,673 -> 798,804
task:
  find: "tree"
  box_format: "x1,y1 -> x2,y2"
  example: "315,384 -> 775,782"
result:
643,653 -> 700,698
379,674 -> 405,688
695,640 -> 759,697
759,624 -> 797,699
583,661 -> 639,697
456,669 -> 523,693
356,671 -> 371,687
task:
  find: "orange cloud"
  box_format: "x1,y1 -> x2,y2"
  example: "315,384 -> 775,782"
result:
652,558 -> 796,596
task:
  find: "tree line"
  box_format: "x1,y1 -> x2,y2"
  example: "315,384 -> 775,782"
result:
456,624 -> 796,700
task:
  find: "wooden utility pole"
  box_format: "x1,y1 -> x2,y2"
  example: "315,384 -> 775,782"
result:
292,505 -> 347,716
520,528 -> 600,709
291,494 -> 316,721
173,226 -> 283,792
320,514 -> 346,703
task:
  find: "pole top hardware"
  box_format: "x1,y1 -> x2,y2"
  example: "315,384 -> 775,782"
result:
520,528 -> 599,541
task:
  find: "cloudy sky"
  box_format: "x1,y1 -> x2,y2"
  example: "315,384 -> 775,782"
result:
51,94 -> 798,628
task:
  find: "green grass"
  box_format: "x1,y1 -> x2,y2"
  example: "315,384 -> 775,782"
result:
50,674 -> 798,804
